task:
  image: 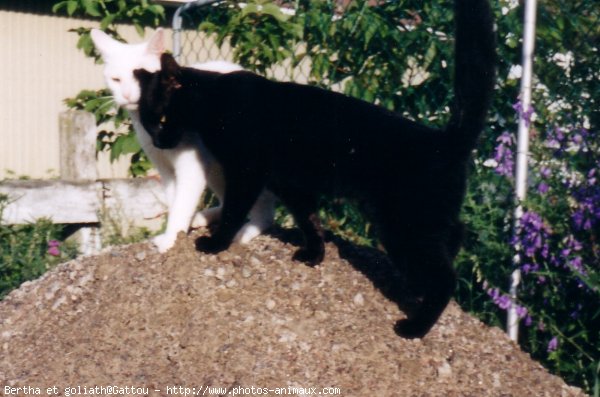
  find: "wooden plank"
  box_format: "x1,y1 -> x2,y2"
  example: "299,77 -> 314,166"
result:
0,178 -> 166,226
102,178 -> 167,222
0,180 -> 101,224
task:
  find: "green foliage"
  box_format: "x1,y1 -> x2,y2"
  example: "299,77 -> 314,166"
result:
0,195 -> 78,299
198,0 -> 302,75
52,0 -> 165,60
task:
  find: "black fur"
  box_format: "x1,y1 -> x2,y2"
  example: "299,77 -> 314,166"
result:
134,0 -> 496,338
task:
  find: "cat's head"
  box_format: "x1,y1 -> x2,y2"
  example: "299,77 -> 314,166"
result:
134,53 -> 184,149
90,28 -> 165,110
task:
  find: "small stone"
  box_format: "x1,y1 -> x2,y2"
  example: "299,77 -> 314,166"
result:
353,293 -> 365,306
216,267 -> 226,280
266,299 -> 276,310
226,279 -> 238,288
290,296 -> 303,307
135,251 -> 147,261
241,267 -> 253,278
217,251 -> 232,262
51,296 -> 67,311
437,361 -> 452,378
278,331 -> 297,343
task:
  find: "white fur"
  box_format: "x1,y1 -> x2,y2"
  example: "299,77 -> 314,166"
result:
91,28 -> 275,252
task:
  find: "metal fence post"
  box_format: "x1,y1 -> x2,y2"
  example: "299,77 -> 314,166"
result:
172,0 -> 223,63
508,0 -> 538,343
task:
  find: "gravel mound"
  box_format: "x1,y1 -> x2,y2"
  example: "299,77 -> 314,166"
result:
0,230 -> 586,396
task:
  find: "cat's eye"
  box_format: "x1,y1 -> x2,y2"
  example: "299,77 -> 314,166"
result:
111,77 -> 121,83
160,115 -> 167,123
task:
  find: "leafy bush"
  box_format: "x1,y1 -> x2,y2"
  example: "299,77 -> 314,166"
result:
0,195 -> 78,298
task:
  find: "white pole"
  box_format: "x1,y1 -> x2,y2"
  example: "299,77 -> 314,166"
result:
508,0 -> 538,342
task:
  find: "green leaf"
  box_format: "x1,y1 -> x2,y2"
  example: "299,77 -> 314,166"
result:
133,22 -> 145,37
82,0 -> 102,17
241,3 -> 259,18
67,0 -> 78,16
51,2 -> 67,14
262,3 -> 290,22
100,14 -> 117,30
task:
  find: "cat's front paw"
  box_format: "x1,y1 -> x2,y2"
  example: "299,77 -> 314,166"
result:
195,235 -> 229,254
152,233 -> 176,253
292,246 -> 324,267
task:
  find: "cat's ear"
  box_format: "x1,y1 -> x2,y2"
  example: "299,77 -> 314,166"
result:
160,53 -> 181,78
90,29 -> 117,60
146,28 -> 165,56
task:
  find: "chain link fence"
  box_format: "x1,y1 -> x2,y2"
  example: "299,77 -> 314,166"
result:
172,0 -> 313,83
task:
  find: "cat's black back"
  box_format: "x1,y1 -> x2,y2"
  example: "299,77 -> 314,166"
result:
135,0 -> 496,338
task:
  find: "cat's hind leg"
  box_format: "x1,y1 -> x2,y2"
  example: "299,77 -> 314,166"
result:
234,189 -> 276,244
191,206 -> 222,228
382,230 -> 456,339
275,189 -> 324,266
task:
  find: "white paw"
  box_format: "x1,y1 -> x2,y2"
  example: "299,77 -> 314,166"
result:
234,224 -> 261,245
152,233 -> 176,253
191,207 -> 222,228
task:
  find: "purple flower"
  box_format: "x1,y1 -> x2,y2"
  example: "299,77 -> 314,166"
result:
537,183 -> 549,194
521,263 -> 540,274
569,256 -> 585,275
587,169 -> 597,186
490,132 -> 516,178
538,321 -> 545,331
513,211 -> 552,260
47,240 -> 61,256
540,166 -> 551,179
571,184 -> 600,231
513,101 -> 535,127
487,288 -> 512,310
547,336 -> 558,352
516,305 -> 528,319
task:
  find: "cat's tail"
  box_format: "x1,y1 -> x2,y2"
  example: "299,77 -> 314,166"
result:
445,0 -> 496,153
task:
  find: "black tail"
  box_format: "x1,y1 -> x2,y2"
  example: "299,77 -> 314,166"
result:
446,0 -> 496,153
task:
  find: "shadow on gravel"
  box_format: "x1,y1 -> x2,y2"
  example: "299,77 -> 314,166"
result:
265,226 -> 418,327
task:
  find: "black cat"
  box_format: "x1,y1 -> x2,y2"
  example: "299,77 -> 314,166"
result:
134,0 -> 496,338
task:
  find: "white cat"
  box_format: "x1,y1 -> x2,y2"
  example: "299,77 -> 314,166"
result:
90,28 -> 275,252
